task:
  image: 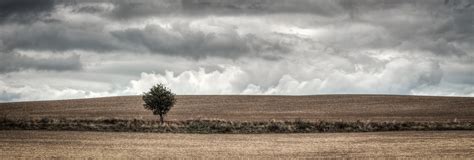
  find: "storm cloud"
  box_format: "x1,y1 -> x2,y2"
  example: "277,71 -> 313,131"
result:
111,24 -> 289,59
0,0 -> 55,23
0,0 -> 472,101
106,0 -> 345,18
0,52 -> 81,73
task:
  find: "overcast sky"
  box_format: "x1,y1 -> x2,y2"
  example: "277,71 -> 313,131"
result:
0,0 -> 473,101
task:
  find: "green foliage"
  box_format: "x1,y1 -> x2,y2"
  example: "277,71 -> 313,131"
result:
142,84 -> 176,123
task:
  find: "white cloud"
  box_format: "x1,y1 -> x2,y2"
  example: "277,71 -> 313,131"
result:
123,66 -> 247,95
118,57 -> 451,96
0,55 -> 470,102
0,80 -> 116,102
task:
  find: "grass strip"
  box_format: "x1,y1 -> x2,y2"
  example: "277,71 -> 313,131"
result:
1,118 -> 472,133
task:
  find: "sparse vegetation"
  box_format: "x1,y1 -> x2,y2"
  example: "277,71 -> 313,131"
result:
1,118 -> 472,133
142,84 -> 176,124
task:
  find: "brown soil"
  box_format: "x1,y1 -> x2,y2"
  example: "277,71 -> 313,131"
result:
0,130 -> 472,159
1,95 -> 473,122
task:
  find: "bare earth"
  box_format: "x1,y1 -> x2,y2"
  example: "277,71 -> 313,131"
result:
1,95 -> 473,122
0,130 -> 472,159
1,95 -> 473,158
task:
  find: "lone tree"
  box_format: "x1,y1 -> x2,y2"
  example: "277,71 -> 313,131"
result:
142,83 -> 176,124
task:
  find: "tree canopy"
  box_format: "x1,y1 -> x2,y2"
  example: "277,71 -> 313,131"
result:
142,83 -> 176,124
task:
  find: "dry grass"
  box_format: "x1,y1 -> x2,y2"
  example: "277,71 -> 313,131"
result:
0,130 -> 472,159
1,118 -> 472,133
1,95 -> 473,122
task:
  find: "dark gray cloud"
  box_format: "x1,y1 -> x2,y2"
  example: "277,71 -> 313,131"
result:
0,52 -> 82,73
0,0 -> 55,23
0,22 -> 124,52
107,0 -> 344,18
0,21 -> 289,60
1,0 -> 471,58
111,24 -> 289,59
107,0 -> 180,19
61,0 -> 344,18
103,0 -> 472,20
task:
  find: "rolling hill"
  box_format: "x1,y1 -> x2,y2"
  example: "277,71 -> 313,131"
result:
1,95 -> 473,122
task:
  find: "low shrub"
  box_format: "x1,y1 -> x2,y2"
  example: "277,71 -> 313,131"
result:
0,117 -> 472,133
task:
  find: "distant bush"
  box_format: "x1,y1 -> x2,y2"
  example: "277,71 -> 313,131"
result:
1,118 -> 472,133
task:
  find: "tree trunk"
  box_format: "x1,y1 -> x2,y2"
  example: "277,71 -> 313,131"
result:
159,114 -> 164,124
